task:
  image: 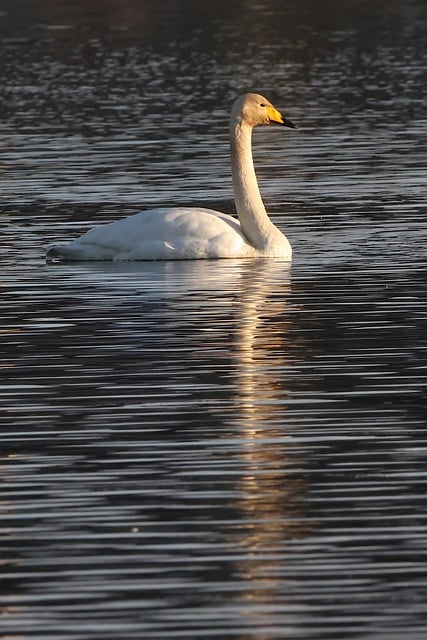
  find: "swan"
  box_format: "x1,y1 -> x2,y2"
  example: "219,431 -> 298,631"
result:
46,93 -> 296,261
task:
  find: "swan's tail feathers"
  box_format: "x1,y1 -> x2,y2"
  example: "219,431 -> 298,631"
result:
46,244 -> 88,261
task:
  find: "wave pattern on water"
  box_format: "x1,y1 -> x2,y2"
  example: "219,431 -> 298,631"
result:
1,257 -> 427,639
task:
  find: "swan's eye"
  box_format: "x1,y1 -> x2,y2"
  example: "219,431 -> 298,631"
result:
260,103 -> 266,107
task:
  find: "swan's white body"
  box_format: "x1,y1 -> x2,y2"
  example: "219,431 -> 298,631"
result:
46,93 -> 296,262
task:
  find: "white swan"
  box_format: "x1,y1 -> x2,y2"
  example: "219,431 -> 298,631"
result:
46,93 -> 296,261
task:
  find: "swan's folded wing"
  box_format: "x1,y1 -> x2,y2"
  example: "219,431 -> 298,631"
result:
46,207 -> 254,261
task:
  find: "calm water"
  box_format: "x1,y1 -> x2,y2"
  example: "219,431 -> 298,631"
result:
1,0 -> 427,638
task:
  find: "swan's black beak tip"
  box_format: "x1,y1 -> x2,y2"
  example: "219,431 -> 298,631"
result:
283,117 -> 297,130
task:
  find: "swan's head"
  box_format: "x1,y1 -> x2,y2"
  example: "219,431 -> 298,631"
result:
233,93 -> 297,129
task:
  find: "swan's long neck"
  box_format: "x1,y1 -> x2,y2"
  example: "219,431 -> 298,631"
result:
230,118 -> 278,250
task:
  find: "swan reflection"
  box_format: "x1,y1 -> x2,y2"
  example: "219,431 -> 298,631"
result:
43,256 -> 312,634
228,259 -> 313,632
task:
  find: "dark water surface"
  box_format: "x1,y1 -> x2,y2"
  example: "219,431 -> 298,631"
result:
1,1 -> 427,638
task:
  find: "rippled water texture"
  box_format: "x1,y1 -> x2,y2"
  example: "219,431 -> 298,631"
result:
1,1 -> 427,638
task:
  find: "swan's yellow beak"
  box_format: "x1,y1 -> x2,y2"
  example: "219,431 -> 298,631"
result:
266,105 -> 297,129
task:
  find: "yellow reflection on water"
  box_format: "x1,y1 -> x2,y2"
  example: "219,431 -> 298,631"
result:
230,260 -> 314,634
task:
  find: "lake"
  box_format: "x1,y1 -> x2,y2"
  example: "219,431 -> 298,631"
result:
1,0 -> 427,638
